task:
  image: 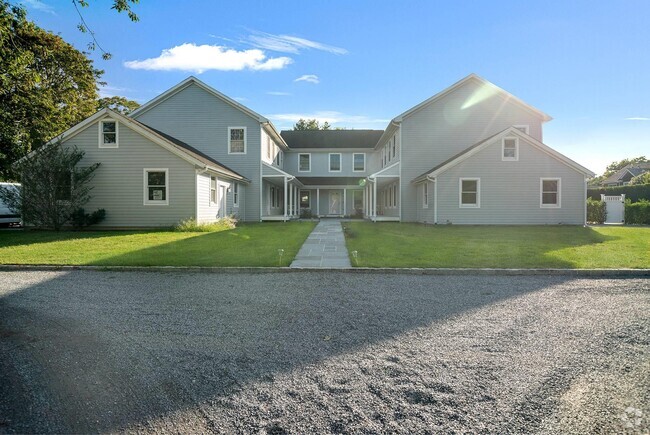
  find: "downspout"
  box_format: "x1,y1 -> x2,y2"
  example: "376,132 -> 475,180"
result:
426,175 -> 437,224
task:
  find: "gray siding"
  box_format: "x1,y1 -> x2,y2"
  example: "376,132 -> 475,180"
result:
65,117 -> 196,227
416,181 -> 436,223
435,136 -> 586,224
285,151 -> 370,177
133,83 -> 262,221
196,173 -> 243,222
400,79 -> 545,222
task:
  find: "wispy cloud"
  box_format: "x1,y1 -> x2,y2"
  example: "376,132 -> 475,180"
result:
266,91 -> 292,96
625,117 -> 650,121
124,43 -> 293,74
294,74 -> 319,84
247,31 -> 348,55
20,0 -> 55,14
233,96 -> 248,102
98,85 -> 132,98
266,111 -> 389,129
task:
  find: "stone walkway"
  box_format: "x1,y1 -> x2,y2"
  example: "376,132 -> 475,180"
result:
290,219 -> 351,268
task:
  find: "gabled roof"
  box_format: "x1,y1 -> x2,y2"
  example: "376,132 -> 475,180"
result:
412,127 -> 594,183
392,74 -> 552,124
602,162 -> 650,184
16,108 -> 249,183
281,130 -> 384,149
129,76 -> 269,123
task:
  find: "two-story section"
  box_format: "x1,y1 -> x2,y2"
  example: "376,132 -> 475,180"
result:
281,130 -> 383,218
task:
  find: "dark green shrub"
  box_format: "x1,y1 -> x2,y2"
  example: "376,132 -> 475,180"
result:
71,208 -> 106,229
625,200 -> 650,224
300,208 -> 313,219
588,184 -> 650,202
586,199 -> 607,224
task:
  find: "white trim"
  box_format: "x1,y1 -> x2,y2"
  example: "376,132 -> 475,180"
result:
433,178 -> 438,223
329,153 -> 342,172
209,175 -> 217,204
423,182 -> 429,209
233,182 -> 239,208
228,126 -> 247,154
298,153 -> 311,172
540,177 -> 561,208
143,168 -> 169,206
369,161 -> 400,178
501,136 -> 519,161
98,119 -> 119,148
352,153 -> 366,172
513,124 -> 530,134
398,125 -> 402,221
459,178 -> 480,208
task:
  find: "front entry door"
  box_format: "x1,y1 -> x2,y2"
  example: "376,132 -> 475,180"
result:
329,191 -> 341,215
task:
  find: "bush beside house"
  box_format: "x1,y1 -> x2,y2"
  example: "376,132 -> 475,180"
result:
586,199 -> 607,224
625,200 -> 650,225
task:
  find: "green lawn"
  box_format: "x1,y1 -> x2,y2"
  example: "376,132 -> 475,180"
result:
0,222 -> 316,267
343,223 -> 650,269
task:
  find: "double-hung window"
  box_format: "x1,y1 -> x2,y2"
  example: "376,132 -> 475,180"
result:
540,178 -> 561,207
228,127 -> 246,154
353,153 -> 365,172
299,153 -> 311,172
144,169 -> 168,205
502,137 -> 518,161
459,178 -> 480,208
329,153 -> 341,172
233,183 -> 239,207
210,176 -> 217,203
423,182 -> 428,208
99,120 -> 118,148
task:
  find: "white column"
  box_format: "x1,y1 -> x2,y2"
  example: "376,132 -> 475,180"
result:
373,180 -> 377,219
288,182 -> 293,218
343,188 -> 347,217
295,185 -> 299,216
283,177 -> 288,220
316,188 -> 320,217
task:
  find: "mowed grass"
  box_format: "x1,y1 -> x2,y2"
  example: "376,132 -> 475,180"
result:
0,222 -> 316,267
343,223 -> 650,269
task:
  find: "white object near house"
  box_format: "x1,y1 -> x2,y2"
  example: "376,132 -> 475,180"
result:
601,194 -> 625,223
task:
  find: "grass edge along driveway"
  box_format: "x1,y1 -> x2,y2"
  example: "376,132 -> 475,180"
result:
343,223 -> 650,269
0,221 -> 316,267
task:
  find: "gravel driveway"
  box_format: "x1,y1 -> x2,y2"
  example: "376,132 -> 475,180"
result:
0,271 -> 648,434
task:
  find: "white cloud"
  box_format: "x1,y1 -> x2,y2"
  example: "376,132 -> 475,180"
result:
266,111 -> 390,129
625,117 -> 650,121
248,31 -> 347,55
20,0 -> 55,14
124,43 -> 293,74
233,97 -> 248,102
98,85 -> 132,98
266,91 -> 292,96
294,74 -> 319,84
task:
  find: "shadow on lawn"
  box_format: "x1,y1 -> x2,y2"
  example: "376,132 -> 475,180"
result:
0,270 -> 574,433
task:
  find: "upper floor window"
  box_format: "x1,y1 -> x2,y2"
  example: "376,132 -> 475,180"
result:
274,148 -> 283,167
266,136 -> 272,159
144,168 -> 168,205
502,137 -> 518,161
99,120 -> 118,148
459,178 -> 480,208
329,153 -> 341,172
392,135 -> 396,159
299,153 -> 311,172
540,178 -> 560,208
514,125 -> 530,134
353,153 -> 365,172
228,127 -> 246,154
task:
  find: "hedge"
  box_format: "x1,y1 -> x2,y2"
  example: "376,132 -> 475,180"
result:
625,200 -> 650,225
586,199 -> 606,224
588,184 -> 650,202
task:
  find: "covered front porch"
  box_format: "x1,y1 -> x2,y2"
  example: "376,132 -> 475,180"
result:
296,177 -> 366,218
261,163 -> 303,221
364,162 -> 401,222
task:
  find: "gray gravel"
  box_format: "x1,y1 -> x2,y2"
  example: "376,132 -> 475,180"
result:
0,271 -> 648,434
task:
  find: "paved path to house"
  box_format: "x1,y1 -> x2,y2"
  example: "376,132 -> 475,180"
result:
290,219 -> 351,268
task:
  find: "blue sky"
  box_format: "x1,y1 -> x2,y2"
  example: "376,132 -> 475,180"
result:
20,0 -> 650,174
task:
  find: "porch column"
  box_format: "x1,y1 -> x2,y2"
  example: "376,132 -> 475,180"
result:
373,180 -> 377,218
316,188 -> 320,217
283,177 -> 288,220
343,188 -> 346,217
295,185 -> 299,216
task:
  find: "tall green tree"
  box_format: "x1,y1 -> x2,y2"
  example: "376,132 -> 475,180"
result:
0,1 -> 102,180
97,96 -> 140,115
293,118 -> 332,130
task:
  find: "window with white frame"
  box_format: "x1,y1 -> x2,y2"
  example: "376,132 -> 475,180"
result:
392,136 -> 396,159
270,186 -> 276,208
144,169 -> 168,205
423,182 -> 428,208
266,136 -> 272,159
299,154 -> 311,172
460,178 -> 480,208
99,120 -> 118,148
514,125 -> 530,134
502,137 -> 518,161
329,153 -> 341,172
233,183 -> 239,207
228,127 -> 246,154
353,153 -> 365,172
300,190 -> 311,208
381,148 -> 385,168
210,176 -> 217,203
540,178 -> 560,207
274,148 -> 283,167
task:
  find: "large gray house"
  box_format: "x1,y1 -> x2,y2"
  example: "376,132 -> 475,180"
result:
47,74 -> 594,226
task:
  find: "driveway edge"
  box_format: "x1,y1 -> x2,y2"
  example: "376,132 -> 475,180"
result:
0,264 -> 648,277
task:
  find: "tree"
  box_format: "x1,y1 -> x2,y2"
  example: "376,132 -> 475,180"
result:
630,171 -> 650,185
292,118 -> 332,130
603,156 -> 648,178
97,96 -> 140,115
0,143 -> 101,230
0,2 -> 102,181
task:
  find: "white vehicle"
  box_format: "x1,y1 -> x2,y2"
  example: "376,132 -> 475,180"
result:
0,182 -> 21,227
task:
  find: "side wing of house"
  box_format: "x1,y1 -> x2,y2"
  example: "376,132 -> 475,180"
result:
399,75 -> 549,222
432,131 -> 591,224
131,80 -> 263,221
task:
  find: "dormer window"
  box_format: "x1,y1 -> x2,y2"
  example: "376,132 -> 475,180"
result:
502,137 -> 518,161
99,120 -> 118,148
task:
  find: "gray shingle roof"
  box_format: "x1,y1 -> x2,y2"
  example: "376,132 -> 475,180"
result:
602,162 -> 650,184
280,130 -> 384,149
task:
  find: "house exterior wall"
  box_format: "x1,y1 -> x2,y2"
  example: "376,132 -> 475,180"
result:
416,181 -> 436,223
132,83 -> 262,221
64,117 -> 197,227
196,173 -> 242,222
285,150 -> 370,177
400,79 -> 545,222
435,136 -> 586,224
